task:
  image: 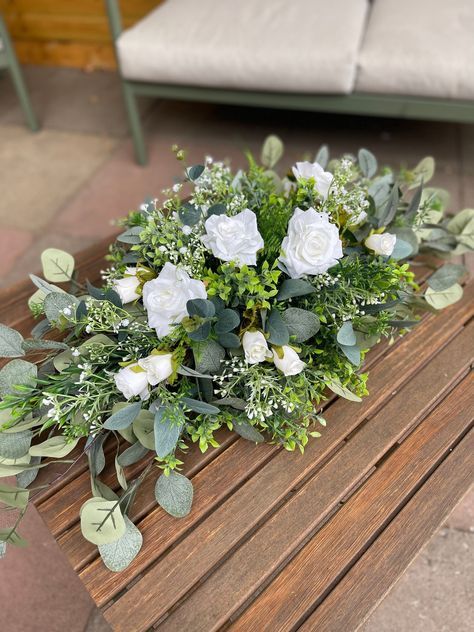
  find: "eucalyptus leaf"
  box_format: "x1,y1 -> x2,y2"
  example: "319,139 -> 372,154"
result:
0,359 -> 37,397
326,379 -> 362,402
0,482 -> 29,509
315,144 -> 329,169
336,321 -> 356,346
410,156 -> 435,189
233,421 -> 264,443
187,321 -> 211,341
41,248 -> 75,282
266,310 -> 289,346
181,398 -> 220,416
29,274 -> 62,296
427,264 -> 466,292
132,411 -> 155,450
43,292 -> 78,323
53,349 -> 74,372
187,298 -> 215,319
425,284 -> 463,309
447,208 -> 474,235
391,238 -> 413,261
358,148 -> 377,178
282,308 -> 320,342
29,436 -> 79,458
98,516 -> 143,572
406,182 -> 423,221
0,454 -> 31,477
0,324 -> 25,358
207,203 -> 227,217
16,456 -> 41,488
218,332 -> 240,349
211,397 -> 247,410
116,227 -> 143,244
154,407 -> 182,458
277,278 -> 316,300
0,528 -> 28,547
378,184 -> 399,227
80,497 -> 126,546
0,430 -> 33,459
177,365 -> 212,379
179,203 -> 201,226
115,456 -> 128,490
103,402 -> 142,431
261,135 -> 284,169
91,477 -> 119,501
187,164 -> 205,181
339,344 -> 361,365
21,339 -> 69,353
214,309 -> 240,334
155,471 -> 193,518
117,441 -> 149,467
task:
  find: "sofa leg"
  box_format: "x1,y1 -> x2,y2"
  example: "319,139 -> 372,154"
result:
123,81 -> 147,166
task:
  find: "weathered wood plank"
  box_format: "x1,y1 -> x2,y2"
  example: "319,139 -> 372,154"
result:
132,331 -> 474,632
101,319 -> 473,630
64,436 -> 276,576
298,426 -> 474,631
229,374 -> 474,632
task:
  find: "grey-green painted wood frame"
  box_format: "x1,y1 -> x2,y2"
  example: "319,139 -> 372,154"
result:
105,0 -> 474,166
0,13 -> 39,132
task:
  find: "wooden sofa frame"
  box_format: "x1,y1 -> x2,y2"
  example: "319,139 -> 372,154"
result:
0,13 -> 39,132
105,0 -> 474,166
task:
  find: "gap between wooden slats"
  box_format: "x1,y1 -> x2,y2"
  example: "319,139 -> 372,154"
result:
227,373 -> 474,632
297,425 -> 474,632
145,328 -> 474,632
100,316 -> 473,631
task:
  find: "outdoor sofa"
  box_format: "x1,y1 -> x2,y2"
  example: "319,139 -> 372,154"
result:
105,0 -> 474,164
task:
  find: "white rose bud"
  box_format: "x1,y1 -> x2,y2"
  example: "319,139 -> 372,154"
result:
242,331 -> 272,365
138,353 -> 174,386
279,208 -> 343,278
201,208 -> 264,266
365,233 -> 397,256
292,161 -> 334,200
112,266 -> 141,304
272,346 -> 306,376
143,262 -> 207,338
114,365 -> 149,400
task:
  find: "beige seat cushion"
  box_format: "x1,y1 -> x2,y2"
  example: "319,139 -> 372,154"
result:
117,0 -> 369,94
356,0 -> 474,100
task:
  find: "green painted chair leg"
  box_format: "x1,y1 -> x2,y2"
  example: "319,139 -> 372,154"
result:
0,14 -> 39,132
123,82 -> 147,165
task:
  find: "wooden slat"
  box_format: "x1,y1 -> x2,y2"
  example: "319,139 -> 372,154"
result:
228,375 -> 474,632
298,429 -> 474,631
64,434 -> 276,574
100,318 -> 473,630
75,284 -> 473,606
39,428 -> 235,538
121,328 -> 473,632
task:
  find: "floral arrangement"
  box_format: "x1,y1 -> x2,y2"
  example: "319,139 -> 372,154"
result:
0,137 -> 472,571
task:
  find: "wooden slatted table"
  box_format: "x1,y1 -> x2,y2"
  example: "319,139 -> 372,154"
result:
1,240 -> 473,632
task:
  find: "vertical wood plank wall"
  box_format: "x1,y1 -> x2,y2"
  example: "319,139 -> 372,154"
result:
0,0 -> 162,70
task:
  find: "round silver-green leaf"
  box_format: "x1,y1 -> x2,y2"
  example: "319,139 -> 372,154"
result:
29,436 -> 79,458
0,324 -> 25,358
98,516 -> 143,572
0,359 -> 37,398
155,471 -> 193,518
0,430 -> 33,459
41,248 -> 75,282
80,497 -> 126,546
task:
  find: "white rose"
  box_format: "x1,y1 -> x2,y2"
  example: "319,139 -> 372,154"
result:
279,207 -> 343,278
138,353 -> 174,385
365,233 -> 397,256
201,209 -> 264,266
242,331 -> 272,365
292,161 -> 334,200
143,262 -> 207,338
272,346 -> 306,376
114,365 -> 149,400
113,266 -> 141,304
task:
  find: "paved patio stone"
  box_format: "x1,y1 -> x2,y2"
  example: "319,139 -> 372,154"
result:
0,66 -> 154,138
0,505 -> 108,632
0,125 -> 117,232
0,228 -> 34,277
361,528 -> 474,632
